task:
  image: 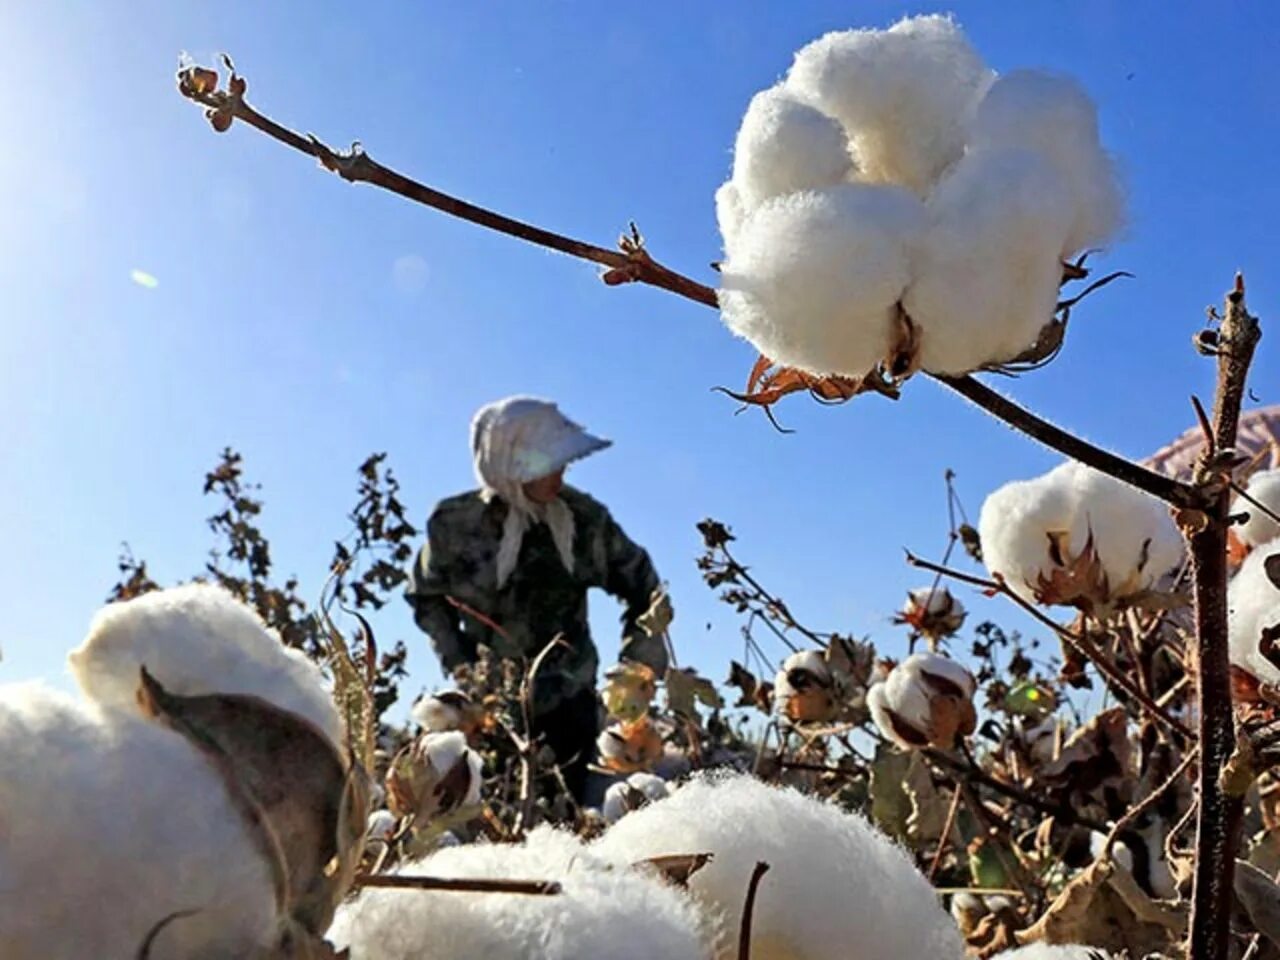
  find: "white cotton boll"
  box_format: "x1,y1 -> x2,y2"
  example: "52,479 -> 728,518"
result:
411,689 -> 479,734
367,809 -> 398,841
0,683 -> 278,959
1229,537 -> 1280,684
68,583 -> 343,749
995,947 -> 1111,960
715,180 -> 748,256
786,14 -> 994,195
328,827 -> 711,960
731,85 -> 855,211
602,772 -> 671,824
979,462 -> 1081,595
719,184 -> 925,376
970,70 -> 1125,253
1234,469 -> 1280,547
905,147 -> 1076,375
595,773 -> 965,960
868,653 -> 977,749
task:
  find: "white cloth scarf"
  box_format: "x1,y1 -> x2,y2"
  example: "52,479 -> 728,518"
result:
470,397 -> 611,588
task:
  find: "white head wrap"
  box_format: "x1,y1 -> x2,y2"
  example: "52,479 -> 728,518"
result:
470,397 -> 612,587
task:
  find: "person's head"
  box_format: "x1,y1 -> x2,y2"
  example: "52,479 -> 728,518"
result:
523,468 -> 566,505
470,397 -> 611,504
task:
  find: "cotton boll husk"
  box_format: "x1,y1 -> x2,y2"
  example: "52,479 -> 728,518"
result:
719,184 -> 925,377
69,583 -> 342,749
905,147 -> 1076,375
0,683 -> 278,959
1234,469 -> 1280,547
786,14 -> 994,195
1229,537 -> 1280,684
328,827 -> 711,960
731,85 -> 855,211
970,70 -> 1124,253
595,773 -> 965,960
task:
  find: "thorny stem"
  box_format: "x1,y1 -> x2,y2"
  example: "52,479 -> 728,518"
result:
1188,276 -> 1260,960
180,70 -> 1198,513
738,861 -> 771,960
905,552 -> 1193,741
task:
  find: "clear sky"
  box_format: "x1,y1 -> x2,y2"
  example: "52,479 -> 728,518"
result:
3,2 -> 1279,717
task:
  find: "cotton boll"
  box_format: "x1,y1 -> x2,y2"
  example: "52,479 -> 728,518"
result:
0,683 -> 278,959
367,809 -> 398,841
897,585 -> 967,640
786,14 -> 994,195
595,773 -> 964,960
328,827 -> 711,960
868,653 -> 977,749
69,583 -> 342,748
905,147 -> 1076,375
994,946 -> 1112,960
774,649 -> 837,723
597,717 -> 664,774
602,772 -> 671,824
386,730 -> 484,821
719,184 -> 925,377
715,181 -> 748,255
411,689 -> 481,735
971,70 -> 1124,253
1234,469 -> 1280,548
730,85 -> 855,211
1229,537 -> 1280,685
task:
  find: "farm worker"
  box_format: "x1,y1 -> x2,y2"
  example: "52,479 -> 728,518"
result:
405,396 -> 670,800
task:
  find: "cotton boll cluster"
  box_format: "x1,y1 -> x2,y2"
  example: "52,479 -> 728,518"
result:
895,584 -> 967,642
979,461 -> 1183,617
328,827 -> 712,960
716,15 -> 1125,381
0,684 -> 280,959
69,581 -> 343,748
1233,469 -> 1280,550
386,729 -> 484,822
867,653 -> 977,749
595,773 -> 965,960
602,772 -> 671,824
1228,538 -> 1280,685
411,688 -> 482,736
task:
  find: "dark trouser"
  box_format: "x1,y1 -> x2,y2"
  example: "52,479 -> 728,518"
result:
531,687 -> 601,803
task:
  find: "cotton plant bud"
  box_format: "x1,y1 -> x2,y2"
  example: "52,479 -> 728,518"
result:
772,649 -> 837,724
785,14 -> 994,195
969,69 -> 1125,255
729,85 -> 855,212
601,661 -> 657,724
597,717 -> 664,774
1232,469 -> 1280,553
386,730 -> 483,823
895,585 -> 967,642
904,146 -> 1077,375
602,772 -> 671,825
867,653 -> 976,749
411,688 -> 482,736
718,183 -> 925,379
1229,537 -> 1280,686
978,461 -> 1184,618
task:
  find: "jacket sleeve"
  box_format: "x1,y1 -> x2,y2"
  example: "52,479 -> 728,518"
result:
404,513 -> 476,674
598,509 -> 670,676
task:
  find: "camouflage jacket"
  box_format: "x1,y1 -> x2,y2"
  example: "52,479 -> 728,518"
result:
404,485 -> 669,714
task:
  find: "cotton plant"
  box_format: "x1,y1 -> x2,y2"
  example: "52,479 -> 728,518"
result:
867,652 -> 977,750
715,14 -> 1125,392
978,460 -> 1184,618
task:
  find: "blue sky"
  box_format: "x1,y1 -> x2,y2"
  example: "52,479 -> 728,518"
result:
3,2 -> 1279,718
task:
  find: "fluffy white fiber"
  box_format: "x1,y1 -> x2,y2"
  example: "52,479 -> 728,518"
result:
718,184 -> 924,376
785,14 -> 993,194
594,772 -> 965,960
328,827 -> 711,960
602,771 -> 671,824
994,947 -> 1110,960
0,683 -> 277,959
68,582 -> 343,748
1233,469 -> 1280,548
978,461 -> 1183,610
867,653 -> 976,749
1229,536 -> 1280,684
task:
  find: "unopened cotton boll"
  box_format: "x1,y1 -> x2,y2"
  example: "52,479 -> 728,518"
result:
786,14 -> 994,195
718,184 -> 925,377
68,582 -> 343,748
602,772 -> 671,824
1233,469 -> 1280,548
386,730 -> 484,821
905,147 -> 1076,375
867,653 -> 976,749
730,85 -> 855,211
0,683 -> 278,959
595,773 -> 964,960
978,461 -> 1183,615
1229,537 -> 1280,685
970,70 -> 1124,254
328,827 -> 711,960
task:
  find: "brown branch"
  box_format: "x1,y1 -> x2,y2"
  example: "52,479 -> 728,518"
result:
928,786 -> 964,882
1188,275 -> 1260,960
738,861 -> 771,960
353,874 -> 561,895
905,552 -> 1193,741
1102,747 -> 1198,860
